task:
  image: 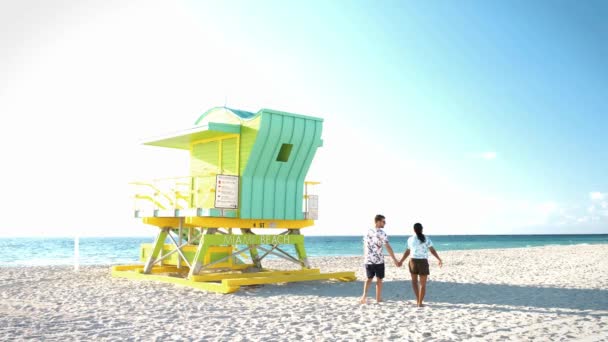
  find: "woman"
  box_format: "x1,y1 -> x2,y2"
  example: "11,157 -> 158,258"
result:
398,223 -> 443,307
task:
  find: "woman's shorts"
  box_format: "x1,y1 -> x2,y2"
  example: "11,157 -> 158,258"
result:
409,258 -> 430,275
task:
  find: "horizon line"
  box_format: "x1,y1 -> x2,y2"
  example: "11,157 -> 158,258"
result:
1,233 -> 607,239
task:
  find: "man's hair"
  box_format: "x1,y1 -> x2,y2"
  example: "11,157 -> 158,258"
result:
374,214 -> 385,223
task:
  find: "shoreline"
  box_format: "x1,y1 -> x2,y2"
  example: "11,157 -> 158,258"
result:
2,242 -> 608,268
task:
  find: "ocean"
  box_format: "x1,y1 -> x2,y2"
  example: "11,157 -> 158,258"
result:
1,234 -> 607,266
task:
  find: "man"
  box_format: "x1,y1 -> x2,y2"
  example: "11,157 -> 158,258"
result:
359,214 -> 399,304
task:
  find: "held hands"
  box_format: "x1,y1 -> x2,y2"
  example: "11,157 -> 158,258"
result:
395,258 -> 442,268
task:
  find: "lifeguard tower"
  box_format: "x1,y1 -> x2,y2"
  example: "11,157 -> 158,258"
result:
112,107 -> 355,293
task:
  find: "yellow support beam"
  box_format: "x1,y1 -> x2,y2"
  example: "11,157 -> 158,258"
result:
112,264 -> 145,272
143,217 -> 182,227
185,217 -> 315,229
112,265 -> 183,274
190,134 -> 240,147
111,265 -> 356,293
111,268 -> 240,293
222,272 -> 356,287
191,269 -> 320,282
141,217 -> 314,229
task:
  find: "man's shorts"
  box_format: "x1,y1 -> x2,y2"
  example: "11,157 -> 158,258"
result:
365,263 -> 385,279
409,258 -> 430,275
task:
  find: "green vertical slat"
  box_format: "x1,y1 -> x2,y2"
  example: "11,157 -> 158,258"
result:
280,118 -> 306,219
245,113 -> 276,218
241,116 -> 270,218
247,116 -> 270,218
252,113 -> 283,219
261,115 -> 283,218
273,116 -> 298,219
238,116 -> 262,218
285,120 -> 316,219
294,121 -> 323,219
263,115 -> 294,219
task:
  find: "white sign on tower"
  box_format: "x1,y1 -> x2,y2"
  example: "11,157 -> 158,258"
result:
214,175 -> 239,209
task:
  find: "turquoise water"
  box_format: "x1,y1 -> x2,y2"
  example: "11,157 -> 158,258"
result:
0,234 -> 606,266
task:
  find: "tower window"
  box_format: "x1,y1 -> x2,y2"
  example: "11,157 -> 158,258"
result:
276,143 -> 293,162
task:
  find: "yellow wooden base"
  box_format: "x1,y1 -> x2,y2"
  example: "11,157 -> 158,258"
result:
139,244 -> 249,269
191,268 -> 321,282
222,272 -> 356,287
111,265 -> 356,294
111,266 -> 237,293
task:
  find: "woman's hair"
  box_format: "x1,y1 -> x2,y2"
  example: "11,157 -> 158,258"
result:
413,222 -> 426,243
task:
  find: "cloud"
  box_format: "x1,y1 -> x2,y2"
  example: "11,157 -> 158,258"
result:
590,192 -> 605,201
541,191 -> 608,232
467,151 -> 497,160
587,192 -> 608,221
481,152 -> 497,160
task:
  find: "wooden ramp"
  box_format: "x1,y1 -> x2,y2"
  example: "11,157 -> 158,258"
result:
112,265 -> 356,294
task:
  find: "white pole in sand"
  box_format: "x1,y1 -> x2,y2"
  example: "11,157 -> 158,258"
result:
74,235 -> 80,272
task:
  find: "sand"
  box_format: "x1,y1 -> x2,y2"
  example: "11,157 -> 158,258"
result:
1,244 -> 607,341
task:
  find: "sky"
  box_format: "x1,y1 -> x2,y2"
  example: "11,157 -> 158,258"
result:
0,0 -> 606,237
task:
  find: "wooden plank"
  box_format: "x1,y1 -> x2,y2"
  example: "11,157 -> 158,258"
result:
143,217 -> 181,227
113,264 -> 185,273
111,264 -> 144,272
222,272 -> 356,287
191,269 -> 320,282
112,269 -> 239,294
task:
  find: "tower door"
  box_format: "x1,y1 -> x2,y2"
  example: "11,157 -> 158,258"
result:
191,140 -> 220,208
190,136 -> 239,209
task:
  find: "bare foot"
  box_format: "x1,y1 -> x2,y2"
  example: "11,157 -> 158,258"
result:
376,298 -> 383,303
417,303 -> 425,307
359,297 -> 367,304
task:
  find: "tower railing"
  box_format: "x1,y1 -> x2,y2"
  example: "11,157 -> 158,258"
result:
131,176 -> 320,218
131,175 -> 215,212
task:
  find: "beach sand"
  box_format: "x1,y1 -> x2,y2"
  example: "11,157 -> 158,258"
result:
1,244 -> 607,341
